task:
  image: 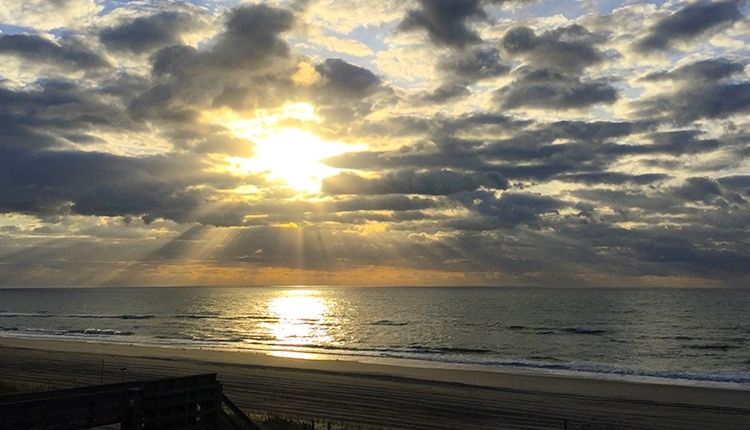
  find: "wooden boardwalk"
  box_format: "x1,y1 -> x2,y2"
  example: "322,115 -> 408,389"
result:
0,373 -> 261,430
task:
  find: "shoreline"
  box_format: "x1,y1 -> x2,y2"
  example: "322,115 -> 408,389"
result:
1,336 -> 748,409
1,332 -> 748,391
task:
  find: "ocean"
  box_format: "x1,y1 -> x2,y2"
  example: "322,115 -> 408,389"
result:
1,287 -> 748,386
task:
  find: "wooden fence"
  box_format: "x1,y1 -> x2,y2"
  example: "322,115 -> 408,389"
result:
0,373 -> 261,430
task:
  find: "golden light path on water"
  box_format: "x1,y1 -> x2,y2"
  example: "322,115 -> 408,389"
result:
264,289 -> 333,359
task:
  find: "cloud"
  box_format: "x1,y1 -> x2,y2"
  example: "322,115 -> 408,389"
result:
213,4 -> 295,66
126,4 -> 303,126
309,58 -> 390,122
326,118 -> 646,182
100,11 -> 197,54
331,195 -> 438,212
398,0 -> 486,48
634,0 -> 744,52
396,0 -> 536,48
0,147 -> 244,224
0,78 -> 129,150
640,58 -> 746,82
496,67 -> 618,110
560,172 -> 670,185
0,0 -> 100,31
450,191 -> 564,229
602,130 -> 720,156
417,82 -> 471,103
151,4 -> 295,75
322,169 -> 508,195
634,237 -> 750,273
502,24 -> 605,73
674,177 -> 722,202
436,44 -> 509,82
0,34 -> 108,69
633,58 -> 750,124
314,58 -> 381,97
719,175 -> 750,196
493,23 -> 616,112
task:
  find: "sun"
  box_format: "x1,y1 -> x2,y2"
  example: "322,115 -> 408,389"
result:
225,103 -> 364,193
241,128 -> 354,193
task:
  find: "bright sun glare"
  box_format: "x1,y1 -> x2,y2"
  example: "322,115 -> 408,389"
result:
267,290 -> 330,346
226,103 -> 364,193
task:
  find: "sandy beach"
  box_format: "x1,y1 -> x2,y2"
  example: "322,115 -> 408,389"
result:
0,337 -> 748,429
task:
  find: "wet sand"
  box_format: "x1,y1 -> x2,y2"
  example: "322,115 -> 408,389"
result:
0,337 -> 748,429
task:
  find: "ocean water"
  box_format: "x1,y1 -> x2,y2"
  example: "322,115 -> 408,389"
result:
1,287 -> 749,386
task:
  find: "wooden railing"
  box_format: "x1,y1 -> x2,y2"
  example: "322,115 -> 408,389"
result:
219,393 -> 263,430
0,373 -> 262,430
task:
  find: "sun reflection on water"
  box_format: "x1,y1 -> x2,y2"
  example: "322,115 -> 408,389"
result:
267,290 -> 331,346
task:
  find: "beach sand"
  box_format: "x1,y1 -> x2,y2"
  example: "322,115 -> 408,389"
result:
0,337 -> 748,429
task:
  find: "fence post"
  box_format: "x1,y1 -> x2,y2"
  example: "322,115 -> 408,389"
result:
122,388 -> 142,430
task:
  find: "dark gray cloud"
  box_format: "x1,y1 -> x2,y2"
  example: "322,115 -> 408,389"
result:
674,177 -> 723,202
602,130 -> 720,156
396,0 -> 537,48
100,11 -> 196,54
436,45 -> 509,82
418,82 -> 471,103
315,58 -> 381,97
487,119 -> 640,147
494,24 -> 615,114
0,72 -> 255,225
330,195 -> 438,212
136,12 -> 389,124
450,190 -> 564,229
496,67 -> 618,110
502,24 -> 605,73
324,119 -> 724,203
398,0 -> 485,47
633,236 -> 750,274
348,112 -> 531,140
634,58 -> 750,124
214,4 -> 294,67
0,34 -> 108,69
149,44 -> 199,77
634,0 -> 744,52
560,172 -> 670,185
322,169 -> 508,195
0,147 -> 245,224
311,58 -> 391,123
719,175 -> 750,196
151,4 -> 294,75
127,4 -> 303,130
640,58 -> 746,82
0,78 -> 130,150
326,119 -> 646,181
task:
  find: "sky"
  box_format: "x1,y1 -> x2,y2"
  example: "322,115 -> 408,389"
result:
0,0 -> 748,287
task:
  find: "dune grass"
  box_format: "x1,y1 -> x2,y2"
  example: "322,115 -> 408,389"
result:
0,380 -> 21,395
251,412 -> 396,430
